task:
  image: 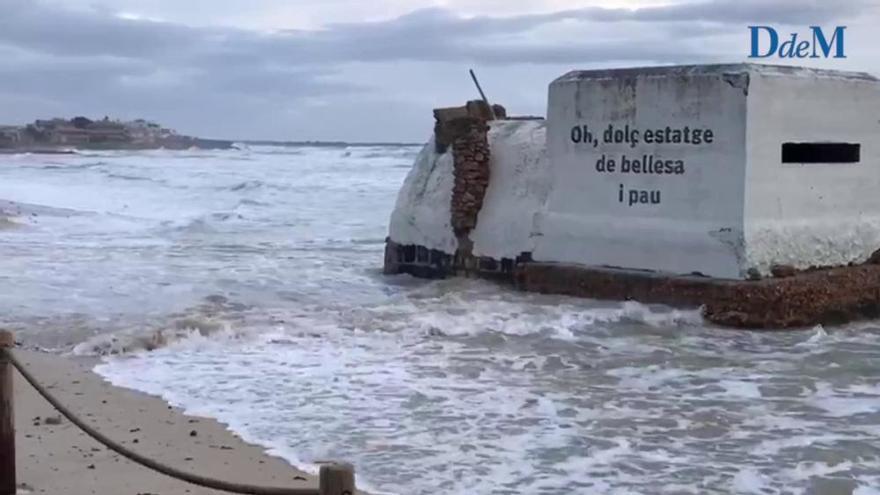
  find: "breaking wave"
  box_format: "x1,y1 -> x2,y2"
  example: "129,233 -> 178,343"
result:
94,294 -> 880,495
7,145 -> 880,494
0,217 -> 22,230
0,198 -> 92,218
72,284 -> 703,357
72,295 -> 252,356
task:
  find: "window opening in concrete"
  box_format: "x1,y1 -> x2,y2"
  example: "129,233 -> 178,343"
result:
782,142 -> 860,163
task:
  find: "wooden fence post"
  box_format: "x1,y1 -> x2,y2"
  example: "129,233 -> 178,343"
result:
0,330 -> 15,495
318,462 -> 355,495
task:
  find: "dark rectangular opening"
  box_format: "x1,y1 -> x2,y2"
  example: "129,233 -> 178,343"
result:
403,245 -> 416,263
782,142 -> 860,164
501,258 -> 514,273
416,245 -> 429,263
479,257 -> 498,272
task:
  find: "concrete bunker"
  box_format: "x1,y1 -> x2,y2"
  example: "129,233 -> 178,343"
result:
385,64 -> 880,329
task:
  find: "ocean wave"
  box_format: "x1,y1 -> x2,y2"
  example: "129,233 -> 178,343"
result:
39,160 -> 108,170
0,198 -> 91,218
72,295 -> 251,356
229,180 -> 265,191
156,211 -> 248,234
0,217 -> 23,230
348,237 -> 387,246
262,280 -> 706,344
236,198 -> 271,207
68,281 -> 705,358
251,148 -> 306,156
72,319 -> 235,356
103,171 -> 160,182
225,180 -> 290,192
93,298 -> 880,495
10,144 -> 880,495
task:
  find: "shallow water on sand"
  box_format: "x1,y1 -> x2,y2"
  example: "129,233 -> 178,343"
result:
3,147 -> 880,494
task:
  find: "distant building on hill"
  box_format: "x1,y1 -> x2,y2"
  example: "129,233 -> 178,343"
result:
0,126 -> 21,147
1,116 -> 232,150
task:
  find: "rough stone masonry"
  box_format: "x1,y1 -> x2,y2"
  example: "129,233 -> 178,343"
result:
385,100 -> 513,279
434,100 -> 501,262
450,118 -> 491,236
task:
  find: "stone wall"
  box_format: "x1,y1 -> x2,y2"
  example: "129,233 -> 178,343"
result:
450,119 -> 490,237
435,101 -> 497,269
387,100 -> 521,278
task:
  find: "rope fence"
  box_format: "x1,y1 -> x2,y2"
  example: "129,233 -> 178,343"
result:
0,330 -> 356,495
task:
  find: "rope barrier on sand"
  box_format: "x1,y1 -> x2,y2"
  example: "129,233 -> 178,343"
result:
0,332 -> 355,495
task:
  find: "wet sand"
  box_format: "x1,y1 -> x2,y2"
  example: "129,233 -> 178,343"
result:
12,349 -> 316,494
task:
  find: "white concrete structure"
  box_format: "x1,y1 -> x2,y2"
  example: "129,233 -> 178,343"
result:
471,120 -> 550,259
743,67 -> 880,275
534,64 -> 880,279
389,120 -> 548,257
389,137 -> 459,254
389,64 -> 880,281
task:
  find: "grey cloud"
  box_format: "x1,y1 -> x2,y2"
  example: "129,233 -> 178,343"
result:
0,0 -> 196,58
559,0 -> 870,25
320,0 -> 871,46
3,0 -> 867,66
0,0 -> 874,140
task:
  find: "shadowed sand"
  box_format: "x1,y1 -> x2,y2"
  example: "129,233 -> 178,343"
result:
12,349 -> 316,494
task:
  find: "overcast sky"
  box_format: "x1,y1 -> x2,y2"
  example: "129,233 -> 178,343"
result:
0,0 -> 877,141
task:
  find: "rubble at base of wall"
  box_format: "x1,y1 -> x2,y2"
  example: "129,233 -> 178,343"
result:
384,238 -> 880,329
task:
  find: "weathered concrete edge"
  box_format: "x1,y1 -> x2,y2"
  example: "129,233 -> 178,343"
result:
515,262 -> 880,329
553,63 -> 879,84
385,239 -> 880,330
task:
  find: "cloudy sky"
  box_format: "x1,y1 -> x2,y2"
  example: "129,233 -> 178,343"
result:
0,0 -> 877,141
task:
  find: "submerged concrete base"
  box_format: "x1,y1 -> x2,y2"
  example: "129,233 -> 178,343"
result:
385,239 -> 880,329
515,262 -> 880,329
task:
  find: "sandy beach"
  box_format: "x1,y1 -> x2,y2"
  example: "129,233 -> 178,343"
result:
11,348 -> 316,494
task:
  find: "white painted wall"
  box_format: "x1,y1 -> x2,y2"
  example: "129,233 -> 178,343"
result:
533,66 -> 749,278
388,138 -> 458,254
744,68 -> 880,273
389,121 -> 549,259
470,120 -> 549,259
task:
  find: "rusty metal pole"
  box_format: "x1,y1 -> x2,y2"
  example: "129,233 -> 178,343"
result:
0,330 -> 15,495
469,69 -> 496,120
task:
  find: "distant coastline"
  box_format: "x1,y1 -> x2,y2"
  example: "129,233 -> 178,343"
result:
242,139 -> 422,147
0,117 -> 424,154
0,116 -> 234,152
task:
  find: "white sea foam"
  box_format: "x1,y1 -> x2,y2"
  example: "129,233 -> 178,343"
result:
5,146 -> 880,494
731,468 -> 773,494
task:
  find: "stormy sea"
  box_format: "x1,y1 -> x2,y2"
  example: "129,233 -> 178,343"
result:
2,146 -> 880,494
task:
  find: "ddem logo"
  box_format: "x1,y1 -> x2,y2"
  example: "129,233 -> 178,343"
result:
749,26 -> 846,59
